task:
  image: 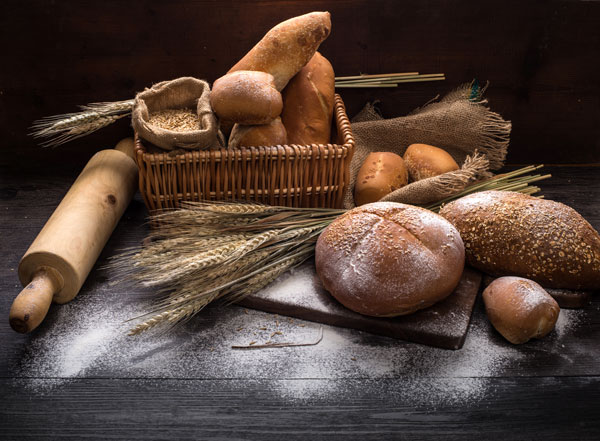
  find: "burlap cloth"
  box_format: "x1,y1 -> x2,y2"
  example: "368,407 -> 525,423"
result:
344,83 -> 511,209
132,77 -> 223,151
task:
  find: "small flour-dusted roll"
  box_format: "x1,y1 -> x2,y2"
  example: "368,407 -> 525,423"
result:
210,71 -> 282,125
228,117 -> 288,148
483,276 -> 560,344
403,143 -> 459,181
439,190 -> 600,290
228,12 -> 332,91
281,51 -> 335,145
315,202 -> 465,317
354,152 -> 408,206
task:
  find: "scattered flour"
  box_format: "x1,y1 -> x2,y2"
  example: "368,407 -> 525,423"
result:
15,268 -> 591,406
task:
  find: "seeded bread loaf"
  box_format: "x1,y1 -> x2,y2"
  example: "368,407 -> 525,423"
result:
228,12 -> 332,91
315,202 -> 465,317
439,191 -> 600,290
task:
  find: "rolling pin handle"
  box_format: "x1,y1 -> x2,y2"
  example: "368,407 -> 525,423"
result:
9,267 -> 63,333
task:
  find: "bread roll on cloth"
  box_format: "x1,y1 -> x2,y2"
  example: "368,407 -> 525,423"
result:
439,190 -> 600,290
210,71 -> 282,125
228,117 -> 287,148
354,152 -> 408,206
315,202 -> 465,317
483,276 -> 560,344
403,143 -> 459,181
228,12 -> 332,91
281,51 -> 335,145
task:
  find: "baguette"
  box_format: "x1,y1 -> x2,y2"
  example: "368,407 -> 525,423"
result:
228,12 -> 332,91
281,51 -> 335,145
439,190 -> 600,290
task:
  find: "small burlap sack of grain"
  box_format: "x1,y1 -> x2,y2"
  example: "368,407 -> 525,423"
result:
344,83 -> 511,208
132,77 -> 222,151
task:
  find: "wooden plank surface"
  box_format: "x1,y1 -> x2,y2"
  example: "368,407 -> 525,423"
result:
1,166 -> 599,441
1,377 -> 599,440
240,265 -> 482,350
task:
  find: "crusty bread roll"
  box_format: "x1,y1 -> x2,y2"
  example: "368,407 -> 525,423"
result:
210,71 -> 282,125
228,12 -> 332,91
228,117 -> 287,148
403,143 -> 459,181
354,152 -> 408,206
281,52 -> 335,145
315,202 -> 465,317
439,191 -> 600,290
483,276 -> 560,344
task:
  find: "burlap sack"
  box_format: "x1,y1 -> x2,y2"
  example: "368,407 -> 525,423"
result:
132,77 -> 222,151
344,83 -> 511,209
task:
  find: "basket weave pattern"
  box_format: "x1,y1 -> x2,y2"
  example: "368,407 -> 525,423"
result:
134,94 -> 355,211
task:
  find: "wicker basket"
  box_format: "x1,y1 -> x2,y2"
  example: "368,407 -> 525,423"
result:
134,94 -> 355,211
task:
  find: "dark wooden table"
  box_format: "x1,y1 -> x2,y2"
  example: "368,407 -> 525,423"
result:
1,164 -> 598,440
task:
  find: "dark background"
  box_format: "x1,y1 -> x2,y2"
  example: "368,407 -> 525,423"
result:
1,2 -> 599,440
1,0 -> 599,170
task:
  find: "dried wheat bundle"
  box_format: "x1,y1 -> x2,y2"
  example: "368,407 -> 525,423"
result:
112,166 -> 549,335
30,99 -> 134,147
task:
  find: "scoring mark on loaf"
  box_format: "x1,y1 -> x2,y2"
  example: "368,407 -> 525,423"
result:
317,202 -> 465,316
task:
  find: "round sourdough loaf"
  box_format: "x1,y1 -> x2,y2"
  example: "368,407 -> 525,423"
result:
315,202 -> 465,317
483,276 -> 560,344
439,190 -> 600,290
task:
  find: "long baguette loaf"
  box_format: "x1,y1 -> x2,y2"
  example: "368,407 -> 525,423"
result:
439,190 -> 600,290
228,11 -> 331,91
281,51 -> 335,145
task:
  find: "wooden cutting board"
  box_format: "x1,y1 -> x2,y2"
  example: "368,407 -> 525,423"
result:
239,263 -> 482,350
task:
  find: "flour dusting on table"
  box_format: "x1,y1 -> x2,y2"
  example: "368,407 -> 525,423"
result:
16,267 -> 589,406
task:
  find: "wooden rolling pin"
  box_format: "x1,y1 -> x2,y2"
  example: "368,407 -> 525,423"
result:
9,138 -> 138,333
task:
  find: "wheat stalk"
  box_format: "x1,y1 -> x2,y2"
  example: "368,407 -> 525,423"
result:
30,99 -> 134,147
111,165 -> 551,335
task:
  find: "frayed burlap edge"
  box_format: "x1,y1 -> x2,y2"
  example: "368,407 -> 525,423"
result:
379,152 -> 491,205
343,82 -> 511,209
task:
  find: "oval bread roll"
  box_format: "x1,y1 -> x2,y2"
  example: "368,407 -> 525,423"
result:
403,143 -> 459,181
228,12 -> 331,91
354,152 -> 408,206
210,71 -> 282,125
483,276 -> 560,344
439,190 -> 600,290
315,202 -> 465,317
228,117 -> 287,148
281,51 -> 335,145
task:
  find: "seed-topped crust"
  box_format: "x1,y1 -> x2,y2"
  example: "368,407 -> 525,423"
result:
439,190 -> 600,290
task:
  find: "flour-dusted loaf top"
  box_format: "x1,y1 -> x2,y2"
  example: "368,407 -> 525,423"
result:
315,202 -> 465,317
439,190 -> 600,290
228,12 -> 332,91
210,71 -> 282,125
